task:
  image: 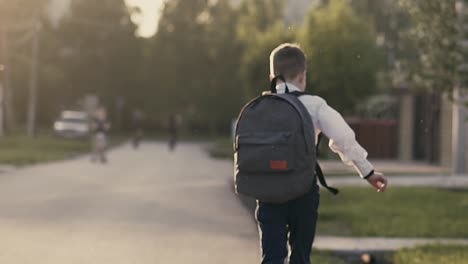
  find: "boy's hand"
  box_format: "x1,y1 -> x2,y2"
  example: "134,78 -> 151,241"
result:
367,172 -> 387,192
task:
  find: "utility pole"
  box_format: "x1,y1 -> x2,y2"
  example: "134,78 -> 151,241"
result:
0,25 -> 5,137
0,22 -> 14,135
454,0 -> 468,174
3,26 -> 17,135
26,16 -> 40,138
0,80 -> 3,137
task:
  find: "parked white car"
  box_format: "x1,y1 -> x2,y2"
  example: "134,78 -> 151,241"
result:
53,111 -> 90,138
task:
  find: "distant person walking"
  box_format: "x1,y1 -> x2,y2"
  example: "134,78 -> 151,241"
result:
91,107 -> 111,163
168,114 -> 179,151
234,43 -> 388,264
131,108 -> 145,149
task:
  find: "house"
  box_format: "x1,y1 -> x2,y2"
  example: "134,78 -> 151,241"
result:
398,90 -> 468,173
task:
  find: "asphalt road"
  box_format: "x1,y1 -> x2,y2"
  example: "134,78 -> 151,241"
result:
0,142 -> 260,264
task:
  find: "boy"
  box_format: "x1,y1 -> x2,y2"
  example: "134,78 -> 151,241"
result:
256,43 -> 387,264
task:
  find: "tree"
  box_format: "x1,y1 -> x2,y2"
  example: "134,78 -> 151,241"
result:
236,0 -> 292,99
55,0 -> 141,120
197,0 -> 244,131
350,0 -> 413,92
300,0 -> 383,114
239,23 -> 296,99
398,0 -> 461,96
148,0 -> 208,121
147,0 -> 245,134
237,0 -> 285,40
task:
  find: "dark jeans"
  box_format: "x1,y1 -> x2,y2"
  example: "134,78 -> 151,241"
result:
256,185 -> 320,264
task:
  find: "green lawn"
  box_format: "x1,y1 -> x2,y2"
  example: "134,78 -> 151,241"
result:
208,137 -> 234,159
310,245 -> 468,264
394,245 -> 468,264
318,187 -> 468,238
311,251 -> 347,263
0,134 -> 92,166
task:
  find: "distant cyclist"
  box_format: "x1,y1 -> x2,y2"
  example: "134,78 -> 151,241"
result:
91,107 -> 111,163
168,114 -> 179,151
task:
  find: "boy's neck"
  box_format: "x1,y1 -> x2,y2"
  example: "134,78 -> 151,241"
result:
285,80 -> 306,92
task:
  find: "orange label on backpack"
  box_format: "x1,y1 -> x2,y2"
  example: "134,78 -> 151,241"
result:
270,160 -> 288,170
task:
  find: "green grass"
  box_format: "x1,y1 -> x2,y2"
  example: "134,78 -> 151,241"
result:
318,187 -> 468,238
0,134 -> 92,166
311,251 -> 347,263
208,138 -> 234,159
310,246 -> 468,264
394,245 -> 468,264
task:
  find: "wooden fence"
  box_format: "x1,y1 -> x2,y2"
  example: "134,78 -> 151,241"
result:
347,119 -> 398,159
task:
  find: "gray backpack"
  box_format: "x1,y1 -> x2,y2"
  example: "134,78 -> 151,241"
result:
234,76 -> 338,203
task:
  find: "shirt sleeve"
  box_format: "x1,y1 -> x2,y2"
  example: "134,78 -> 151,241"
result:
314,98 -> 374,178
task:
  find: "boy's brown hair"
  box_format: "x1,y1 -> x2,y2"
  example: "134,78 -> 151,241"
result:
269,43 -> 306,80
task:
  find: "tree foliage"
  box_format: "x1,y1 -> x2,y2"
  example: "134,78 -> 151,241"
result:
57,0 -> 141,105
0,0 -> 47,20
147,0 -> 244,132
300,0 -> 383,114
3,0 -> 141,125
1,0 -> 400,134
398,0 -> 461,96
350,0 -> 413,92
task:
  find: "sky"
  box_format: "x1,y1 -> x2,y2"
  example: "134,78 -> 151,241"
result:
124,0 -> 164,37
47,0 -> 164,38
48,0 -> 313,38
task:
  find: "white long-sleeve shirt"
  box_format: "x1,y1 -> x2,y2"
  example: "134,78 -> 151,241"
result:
276,83 -> 374,178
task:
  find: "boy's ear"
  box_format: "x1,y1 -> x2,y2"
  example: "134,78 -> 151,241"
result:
298,71 -> 305,82
302,71 -> 307,83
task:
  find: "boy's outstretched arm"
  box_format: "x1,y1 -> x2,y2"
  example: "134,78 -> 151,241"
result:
310,97 -> 388,192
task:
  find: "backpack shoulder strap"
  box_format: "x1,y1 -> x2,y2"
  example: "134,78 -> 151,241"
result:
289,91 -> 313,97
315,163 -> 339,195
277,94 -> 316,154
290,92 -> 339,195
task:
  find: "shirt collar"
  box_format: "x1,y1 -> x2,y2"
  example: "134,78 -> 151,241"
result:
275,82 -> 302,94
